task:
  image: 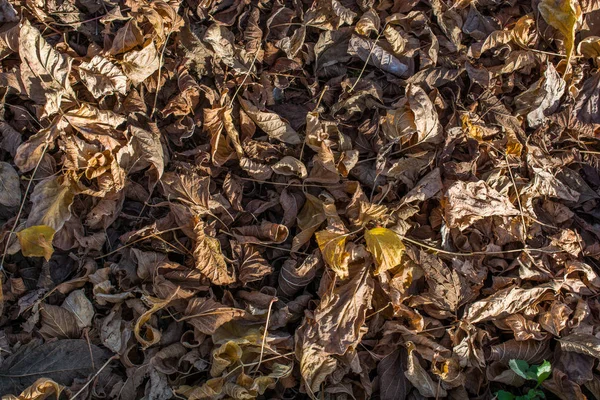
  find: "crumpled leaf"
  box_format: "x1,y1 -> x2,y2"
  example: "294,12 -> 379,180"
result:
364,227 -> 405,275
559,333 -> 600,359
2,378 -> 62,400
193,222 -> 235,285
18,20 -> 75,116
465,284 -> 556,323
79,55 -> 127,98
121,42 -> 161,84
16,225 -> 55,261
444,180 -> 519,230
405,342 -> 447,397
348,35 -> 411,78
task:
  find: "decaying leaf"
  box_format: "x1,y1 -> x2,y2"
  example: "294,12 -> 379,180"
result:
16,225 -> 55,260
315,229 -> 348,279
538,0 -> 582,71
364,227 -> 405,275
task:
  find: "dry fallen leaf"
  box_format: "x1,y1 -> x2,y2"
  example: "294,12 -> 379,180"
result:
16,225 -> 55,261
364,227 -> 405,275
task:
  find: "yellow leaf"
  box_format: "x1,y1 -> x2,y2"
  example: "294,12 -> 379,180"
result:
315,230 -> 348,279
538,0 -> 582,72
4,378 -> 62,400
16,225 -> 56,261
364,227 -> 405,275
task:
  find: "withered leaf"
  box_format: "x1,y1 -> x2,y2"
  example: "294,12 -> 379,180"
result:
0,161 -> 20,208
39,304 -> 80,339
183,298 -> 245,335
16,225 -> 55,261
79,55 -> 127,98
464,284 -> 556,323
18,20 -> 75,116
559,333 -> 600,359
314,265 -> 374,355
364,227 -> 405,275
445,180 -> 519,230
378,348 -> 411,400
26,176 -> 75,232
239,98 -> 302,145
0,340 -> 108,395
121,42 -> 160,84
193,222 -> 235,286
405,342 -> 447,397
315,229 -> 348,279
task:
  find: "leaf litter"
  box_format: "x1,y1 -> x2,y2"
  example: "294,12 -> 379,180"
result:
0,0 -> 600,399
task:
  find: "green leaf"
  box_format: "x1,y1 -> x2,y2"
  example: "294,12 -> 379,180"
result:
496,390 -> 516,400
532,360 -> 551,385
509,359 -> 531,380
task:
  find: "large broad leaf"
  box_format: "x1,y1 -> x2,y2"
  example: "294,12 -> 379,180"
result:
127,113 -> 165,187
538,0 -> 582,70
18,20 -> 75,116
121,42 -> 160,84
39,304 -> 80,339
16,225 -> 55,261
26,175 -> 75,232
364,227 -> 405,275
0,340 -> 109,395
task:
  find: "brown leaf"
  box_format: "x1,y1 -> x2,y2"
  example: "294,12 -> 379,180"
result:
121,42 -> 161,85
444,180 -> 520,230
405,342 -> 447,397
464,283 -> 556,323
18,20 -> 75,116
193,222 -> 235,285
182,298 -> 245,335
314,265 -> 374,355
559,332 -> 600,359
232,242 -> 273,284
39,304 -> 81,339
239,98 -> 302,145
26,175 -> 75,232
378,348 -> 411,400
488,339 -> 552,364
0,161 -> 21,208
79,55 -> 127,98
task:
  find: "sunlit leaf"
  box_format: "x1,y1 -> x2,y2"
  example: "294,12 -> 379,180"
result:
364,227 -> 405,275
16,225 -> 56,261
